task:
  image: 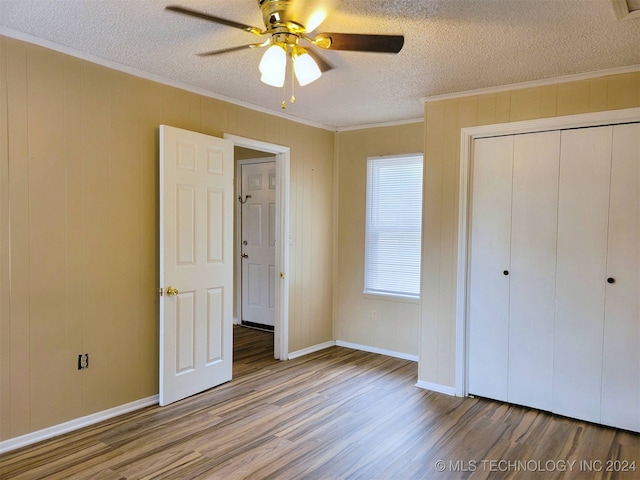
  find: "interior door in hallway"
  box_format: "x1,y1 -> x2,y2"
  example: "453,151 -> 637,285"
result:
240,160 -> 276,329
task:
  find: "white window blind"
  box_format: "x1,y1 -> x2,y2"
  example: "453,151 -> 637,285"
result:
365,154 -> 423,299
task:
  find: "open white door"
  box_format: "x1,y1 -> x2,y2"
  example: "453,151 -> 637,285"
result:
159,125 -> 234,406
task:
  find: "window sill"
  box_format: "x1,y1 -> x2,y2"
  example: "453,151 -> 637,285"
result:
363,292 -> 420,304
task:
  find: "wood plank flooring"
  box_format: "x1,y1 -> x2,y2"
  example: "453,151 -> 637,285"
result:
1,326 -> 638,479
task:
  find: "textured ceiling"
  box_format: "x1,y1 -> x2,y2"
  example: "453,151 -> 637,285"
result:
1,0 -> 639,129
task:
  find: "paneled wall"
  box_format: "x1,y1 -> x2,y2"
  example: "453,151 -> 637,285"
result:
335,123 -> 424,356
420,71 -> 640,388
0,36 -> 334,442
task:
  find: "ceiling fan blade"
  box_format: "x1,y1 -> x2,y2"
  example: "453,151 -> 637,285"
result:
165,5 -> 264,35
197,43 -> 268,57
313,33 -> 404,53
306,48 -> 334,72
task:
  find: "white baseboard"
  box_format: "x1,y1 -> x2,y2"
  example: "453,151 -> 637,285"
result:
0,395 -> 159,454
288,341 -> 336,359
415,380 -> 457,396
335,340 -> 419,362
287,339 -> 420,362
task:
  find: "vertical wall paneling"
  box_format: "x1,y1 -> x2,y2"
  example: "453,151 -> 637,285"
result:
607,72 -> 640,110
80,61 -> 113,415
439,101 -> 464,381
1,35 -> 335,443
420,71 -> 640,391
63,55 -> 84,417
109,72 -> 144,406
335,123 -> 424,357
422,103 -> 446,380
138,81 -> 162,397
6,38 -> 31,438
299,126 -> 314,349
27,45 -> 69,430
0,36 -> 11,440
556,81 -> 591,116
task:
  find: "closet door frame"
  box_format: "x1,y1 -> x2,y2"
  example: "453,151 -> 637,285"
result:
455,107 -> 640,397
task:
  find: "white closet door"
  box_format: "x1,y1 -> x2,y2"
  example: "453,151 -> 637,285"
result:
468,136 -> 513,401
601,122 -> 640,432
508,131 -> 560,411
553,126 -> 612,424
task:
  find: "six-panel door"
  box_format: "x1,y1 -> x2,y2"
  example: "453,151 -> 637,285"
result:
159,125 -> 234,406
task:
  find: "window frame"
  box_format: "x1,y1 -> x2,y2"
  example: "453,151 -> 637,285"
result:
364,153 -> 424,301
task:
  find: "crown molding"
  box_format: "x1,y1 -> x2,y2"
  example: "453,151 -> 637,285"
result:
335,117 -> 423,132
0,27 -> 336,132
422,64 -> 640,103
610,0 -> 640,20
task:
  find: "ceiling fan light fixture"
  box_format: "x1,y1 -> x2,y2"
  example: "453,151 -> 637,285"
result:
166,1 -> 404,104
292,47 -> 322,86
259,43 -> 287,87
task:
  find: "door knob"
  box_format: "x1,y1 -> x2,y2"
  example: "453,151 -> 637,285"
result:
607,277 -> 615,284
503,270 -> 509,276
166,286 -> 179,296
241,253 -> 248,258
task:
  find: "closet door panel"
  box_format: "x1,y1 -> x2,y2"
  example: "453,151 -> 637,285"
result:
553,126 -> 612,424
601,122 -> 640,432
468,136 -> 513,401
508,131 -> 560,411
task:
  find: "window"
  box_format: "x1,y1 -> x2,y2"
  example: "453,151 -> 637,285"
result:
365,154 -> 423,299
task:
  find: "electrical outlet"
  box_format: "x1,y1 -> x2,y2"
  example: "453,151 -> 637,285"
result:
371,309 -> 377,320
77,353 -> 89,370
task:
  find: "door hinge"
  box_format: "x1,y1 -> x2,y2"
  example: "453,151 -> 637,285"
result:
159,287 -> 163,296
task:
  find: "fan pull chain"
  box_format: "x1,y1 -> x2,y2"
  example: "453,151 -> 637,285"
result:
281,52 -> 289,109
280,52 -> 296,109
281,73 -> 287,109
290,61 -> 296,104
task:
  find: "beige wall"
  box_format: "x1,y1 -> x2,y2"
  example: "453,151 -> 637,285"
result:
0,36 -> 334,442
420,72 -> 640,387
2,32 -> 638,446
335,123 -> 424,356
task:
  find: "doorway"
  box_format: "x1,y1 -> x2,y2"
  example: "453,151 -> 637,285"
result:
225,134 -> 290,360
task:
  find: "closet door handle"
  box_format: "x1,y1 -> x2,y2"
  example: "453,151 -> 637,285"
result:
503,270 -> 509,276
607,277 -> 615,284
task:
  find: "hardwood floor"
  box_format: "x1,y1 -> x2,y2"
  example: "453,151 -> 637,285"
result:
1,326 -> 638,479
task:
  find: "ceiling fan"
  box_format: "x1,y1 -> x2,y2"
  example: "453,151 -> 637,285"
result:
166,0 -> 404,107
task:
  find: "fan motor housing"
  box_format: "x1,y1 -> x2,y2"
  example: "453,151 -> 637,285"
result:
272,30 -> 300,46
259,0 -> 305,33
